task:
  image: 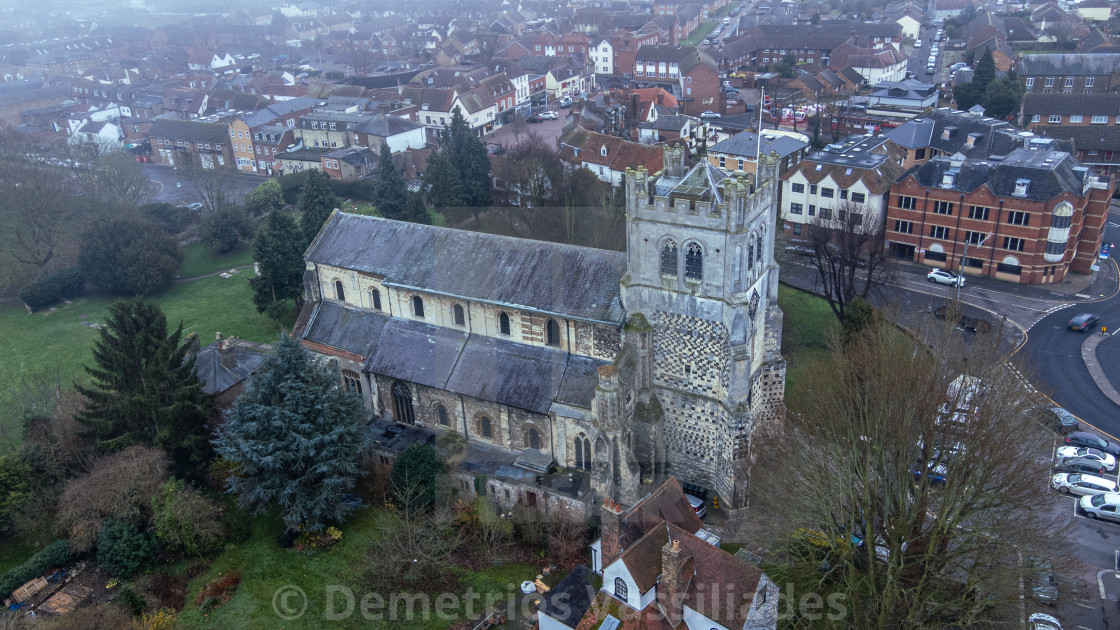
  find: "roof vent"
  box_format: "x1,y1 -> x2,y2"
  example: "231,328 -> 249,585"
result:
1014,178 -> 1030,196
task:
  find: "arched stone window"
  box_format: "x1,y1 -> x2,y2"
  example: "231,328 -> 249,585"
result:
370,288 -> 382,311
499,312 -> 511,335
436,404 -> 450,426
660,239 -> 678,276
479,416 -> 493,438
452,304 -> 465,326
341,370 -> 362,394
546,319 -> 560,346
575,433 -> 592,471
526,427 -> 540,450
411,295 -> 425,318
391,381 -> 414,424
614,577 -> 628,601
685,243 -> 703,281
755,233 -> 763,266
334,280 -> 346,302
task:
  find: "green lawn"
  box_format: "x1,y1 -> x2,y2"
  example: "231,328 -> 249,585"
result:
179,243 -> 256,279
176,509 -> 537,630
777,284 -> 840,395
683,22 -> 716,46
0,273 -> 284,449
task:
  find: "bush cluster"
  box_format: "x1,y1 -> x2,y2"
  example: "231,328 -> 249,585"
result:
0,539 -> 71,600
18,268 -> 84,311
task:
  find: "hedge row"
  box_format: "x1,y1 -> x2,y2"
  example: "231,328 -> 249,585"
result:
18,268 -> 84,311
0,540 -> 71,600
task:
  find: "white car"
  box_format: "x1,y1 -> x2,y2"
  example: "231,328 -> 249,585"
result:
685,493 -> 707,518
1029,612 -> 1062,630
699,110 -> 721,119
538,111 -> 558,120
927,269 -> 965,286
1055,446 -> 1116,472
1081,492 -> 1120,522
1051,472 -> 1117,496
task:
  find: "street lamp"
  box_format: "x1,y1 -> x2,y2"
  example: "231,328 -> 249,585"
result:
957,231 -> 992,302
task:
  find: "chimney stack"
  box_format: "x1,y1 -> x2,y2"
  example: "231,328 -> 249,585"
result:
600,497 -> 625,569
657,538 -> 688,626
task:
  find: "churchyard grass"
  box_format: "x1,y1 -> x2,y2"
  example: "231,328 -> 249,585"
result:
178,242 -> 256,279
777,284 -> 840,396
0,272 -> 284,451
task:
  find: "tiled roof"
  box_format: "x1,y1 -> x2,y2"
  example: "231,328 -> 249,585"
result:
538,566 -> 595,627
710,130 -> 809,159
1017,53 -> 1120,76
148,118 -> 229,143
1022,93 -> 1120,118
907,147 -> 1092,201
351,113 -> 424,137
634,45 -> 705,73
306,213 -> 626,323
193,340 -> 270,395
1031,124 -> 1120,152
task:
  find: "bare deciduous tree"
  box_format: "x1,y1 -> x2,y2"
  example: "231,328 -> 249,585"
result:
752,317 -> 1075,628
798,199 -> 892,322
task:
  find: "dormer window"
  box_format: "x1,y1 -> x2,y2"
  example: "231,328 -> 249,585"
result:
1014,179 -> 1030,196
601,145 -> 607,157
941,126 -> 955,140
966,133 -> 979,147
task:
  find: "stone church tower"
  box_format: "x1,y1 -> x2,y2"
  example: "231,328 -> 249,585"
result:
609,146 -> 787,513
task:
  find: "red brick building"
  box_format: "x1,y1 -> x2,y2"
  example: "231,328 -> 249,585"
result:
885,148 -> 1113,284
632,45 -> 719,116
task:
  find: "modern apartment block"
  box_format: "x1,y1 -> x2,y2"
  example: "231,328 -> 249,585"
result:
885,144 -> 1113,284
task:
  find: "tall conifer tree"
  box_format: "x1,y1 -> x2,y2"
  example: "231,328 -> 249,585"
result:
298,170 -> 338,245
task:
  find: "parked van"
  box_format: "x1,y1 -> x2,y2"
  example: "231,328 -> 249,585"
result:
722,17 -> 732,25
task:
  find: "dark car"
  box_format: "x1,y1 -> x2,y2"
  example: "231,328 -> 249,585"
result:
1029,556 -> 1058,605
526,114 -> 543,123
1043,406 -> 1080,433
1065,431 -> 1120,456
1068,313 -> 1100,332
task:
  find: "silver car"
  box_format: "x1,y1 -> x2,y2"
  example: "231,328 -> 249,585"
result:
1055,446 -> 1116,472
1080,492 -> 1120,522
1051,472 -> 1117,496
927,269 -> 965,286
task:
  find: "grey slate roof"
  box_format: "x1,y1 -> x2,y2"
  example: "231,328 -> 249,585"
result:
1021,93 -> 1120,118
364,318 -> 467,390
193,341 -> 270,395
306,213 -> 626,323
303,301 -> 389,357
444,334 -> 571,413
352,113 -> 424,137
538,566 -> 595,627
886,108 -> 1025,158
710,130 -> 809,159
1032,124 -> 1120,152
1017,53 -> 1120,76
908,147 -> 1090,201
148,118 -> 229,143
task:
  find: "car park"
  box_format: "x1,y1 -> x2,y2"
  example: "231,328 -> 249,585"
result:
1064,431 -> 1120,456
927,269 -> 965,286
1051,472 -> 1117,496
1067,313 -> 1100,331
1080,492 -> 1120,522
1054,446 -> 1115,473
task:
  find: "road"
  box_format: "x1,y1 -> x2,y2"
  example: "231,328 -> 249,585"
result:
140,163 -> 267,206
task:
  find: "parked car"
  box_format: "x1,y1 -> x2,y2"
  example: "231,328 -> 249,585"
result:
1080,492 -> 1120,522
1067,313 -> 1100,332
1028,612 -> 1062,630
1029,556 -> 1058,605
700,110 -> 721,119
1042,406 -> 1079,433
685,493 -> 707,518
1064,431 -> 1120,456
911,458 -> 948,485
539,110 -> 558,120
927,269 -> 964,286
526,114 -> 543,123
559,96 -> 572,108
1055,446 -> 1115,473
682,482 -> 707,518
1051,472 -> 1117,496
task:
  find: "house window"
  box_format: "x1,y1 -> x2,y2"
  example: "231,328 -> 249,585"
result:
791,183 -> 805,193
851,192 -> 865,204
840,190 -> 848,200
525,427 -> 540,450
479,416 -> 493,438
437,404 -> 449,426
453,304 -> 465,326
1031,115 -> 1041,123
1025,78 -> 1034,88
391,381 -> 415,424
412,295 -> 425,318
969,206 -> 989,220
1003,237 -> 1025,251
809,185 -> 818,195
546,319 -> 560,346
789,203 -> 803,215
1070,115 -> 1083,123
685,243 -> 703,281
929,225 -> 950,239
793,224 -> 802,235
499,312 -> 511,335
1064,77 -> 1074,88
1092,116 -> 1107,124
965,231 -> 986,245
614,578 -> 628,601
370,289 -> 382,311
1086,77 -> 1095,88
719,156 -> 726,168
898,196 -> 916,210
895,220 -> 913,234
1044,77 -> 1054,87
661,239 -> 678,276
820,187 -> 834,198
933,201 -> 954,215
1007,211 -> 1029,226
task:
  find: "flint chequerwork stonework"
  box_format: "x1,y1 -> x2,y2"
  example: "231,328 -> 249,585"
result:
294,145 -> 785,515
